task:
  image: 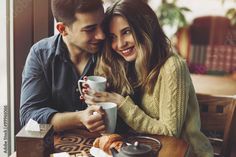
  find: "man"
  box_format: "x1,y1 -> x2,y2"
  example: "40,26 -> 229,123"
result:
20,0 -> 106,132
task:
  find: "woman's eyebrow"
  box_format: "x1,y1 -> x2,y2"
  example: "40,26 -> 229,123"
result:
120,27 -> 130,32
109,26 -> 130,36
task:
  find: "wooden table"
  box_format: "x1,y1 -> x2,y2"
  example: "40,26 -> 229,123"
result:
191,74 -> 236,96
53,129 -> 189,157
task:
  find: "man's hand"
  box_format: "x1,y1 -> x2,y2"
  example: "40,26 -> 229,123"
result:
78,105 -> 106,133
50,105 -> 106,133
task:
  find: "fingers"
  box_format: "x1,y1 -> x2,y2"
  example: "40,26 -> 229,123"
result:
80,76 -> 89,98
82,88 -> 89,94
82,83 -> 89,89
80,114 -> 105,132
89,113 -> 103,123
93,124 -> 106,133
80,95 -> 84,100
87,105 -> 106,118
84,88 -> 104,97
93,91 -> 108,97
84,96 -> 106,105
85,100 -> 96,106
83,91 -> 109,104
87,103 -> 103,112
97,106 -> 106,115
83,105 -> 106,132
82,76 -> 88,89
83,76 -> 88,81
84,94 -> 98,105
80,85 -> 89,101
88,120 -> 106,132
80,86 -> 89,102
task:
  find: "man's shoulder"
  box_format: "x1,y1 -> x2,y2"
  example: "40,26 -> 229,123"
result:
29,34 -> 61,61
27,34 -> 62,66
32,34 -> 59,52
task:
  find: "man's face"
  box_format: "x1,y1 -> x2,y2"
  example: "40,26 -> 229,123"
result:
65,8 -> 105,54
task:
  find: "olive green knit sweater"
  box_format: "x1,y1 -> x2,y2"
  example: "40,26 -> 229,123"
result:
118,54 -> 213,157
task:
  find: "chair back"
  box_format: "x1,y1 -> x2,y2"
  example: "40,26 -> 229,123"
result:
197,94 -> 236,157
175,16 -> 236,75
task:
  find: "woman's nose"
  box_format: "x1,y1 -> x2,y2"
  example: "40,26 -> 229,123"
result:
117,38 -> 127,49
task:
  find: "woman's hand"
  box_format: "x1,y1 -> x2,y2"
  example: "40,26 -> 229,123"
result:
83,89 -> 125,107
80,76 -> 125,106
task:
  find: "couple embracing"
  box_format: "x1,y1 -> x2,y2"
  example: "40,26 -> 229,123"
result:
20,0 -> 213,157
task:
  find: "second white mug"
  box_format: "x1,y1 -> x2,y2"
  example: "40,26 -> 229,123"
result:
97,102 -> 117,133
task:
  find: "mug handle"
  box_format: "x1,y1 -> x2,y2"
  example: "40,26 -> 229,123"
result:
78,80 -> 86,95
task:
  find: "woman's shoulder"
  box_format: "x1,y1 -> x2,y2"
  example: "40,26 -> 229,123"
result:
162,53 -> 187,70
158,53 -> 191,84
166,53 -> 186,64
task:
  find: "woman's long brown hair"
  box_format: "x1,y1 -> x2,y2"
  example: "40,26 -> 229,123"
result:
95,0 -> 172,96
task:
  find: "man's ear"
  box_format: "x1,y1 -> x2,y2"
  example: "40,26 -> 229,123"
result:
56,22 -> 67,36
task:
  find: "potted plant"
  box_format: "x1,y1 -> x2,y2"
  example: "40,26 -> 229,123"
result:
222,0 -> 236,26
155,0 -> 191,37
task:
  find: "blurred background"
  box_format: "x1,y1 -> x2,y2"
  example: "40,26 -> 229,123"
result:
0,0 -> 235,156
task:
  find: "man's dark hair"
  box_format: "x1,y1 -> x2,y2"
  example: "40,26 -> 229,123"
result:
51,0 -> 103,26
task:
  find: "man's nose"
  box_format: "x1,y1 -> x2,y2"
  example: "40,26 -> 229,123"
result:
95,27 -> 105,40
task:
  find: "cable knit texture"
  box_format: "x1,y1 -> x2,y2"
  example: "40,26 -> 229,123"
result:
118,54 -> 213,157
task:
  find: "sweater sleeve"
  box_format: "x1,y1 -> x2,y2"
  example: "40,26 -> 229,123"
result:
118,56 -> 190,137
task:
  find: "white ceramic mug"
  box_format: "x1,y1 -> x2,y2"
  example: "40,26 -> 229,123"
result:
96,102 -> 117,133
78,76 -> 107,94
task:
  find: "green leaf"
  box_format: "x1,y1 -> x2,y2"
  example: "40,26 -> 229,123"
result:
156,1 -> 191,30
180,7 -> 191,12
225,8 -> 236,26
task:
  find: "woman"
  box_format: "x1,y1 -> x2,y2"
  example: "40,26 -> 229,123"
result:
82,0 -> 213,156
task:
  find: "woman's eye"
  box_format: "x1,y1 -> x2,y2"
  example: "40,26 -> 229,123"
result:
109,35 -> 116,41
124,30 -> 131,35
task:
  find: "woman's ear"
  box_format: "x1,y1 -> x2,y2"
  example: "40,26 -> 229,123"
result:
56,22 -> 67,36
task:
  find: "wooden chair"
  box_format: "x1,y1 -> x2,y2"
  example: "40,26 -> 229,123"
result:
197,94 -> 236,157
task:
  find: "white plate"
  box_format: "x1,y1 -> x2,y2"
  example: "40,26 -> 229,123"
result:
90,147 -> 112,157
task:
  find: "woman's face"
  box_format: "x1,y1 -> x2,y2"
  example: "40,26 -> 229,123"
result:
109,15 -> 137,62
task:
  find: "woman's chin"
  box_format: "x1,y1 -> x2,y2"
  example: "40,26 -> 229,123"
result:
122,53 -> 137,62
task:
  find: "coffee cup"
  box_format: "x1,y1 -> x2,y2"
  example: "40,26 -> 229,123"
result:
78,76 -> 107,94
96,102 -> 117,133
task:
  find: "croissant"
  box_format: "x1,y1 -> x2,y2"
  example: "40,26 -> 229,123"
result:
93,134 -> 124,155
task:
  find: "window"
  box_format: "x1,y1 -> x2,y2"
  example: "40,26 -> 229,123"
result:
0,0 -> 14,156
0,0 -> 9,156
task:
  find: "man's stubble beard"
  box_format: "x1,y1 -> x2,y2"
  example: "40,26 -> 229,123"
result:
77,43 -> 103,54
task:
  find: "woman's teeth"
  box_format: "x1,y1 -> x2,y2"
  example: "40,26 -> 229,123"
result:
122,47 -> 133,54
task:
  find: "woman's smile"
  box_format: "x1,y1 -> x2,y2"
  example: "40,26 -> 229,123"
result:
120,46 -> 135,57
